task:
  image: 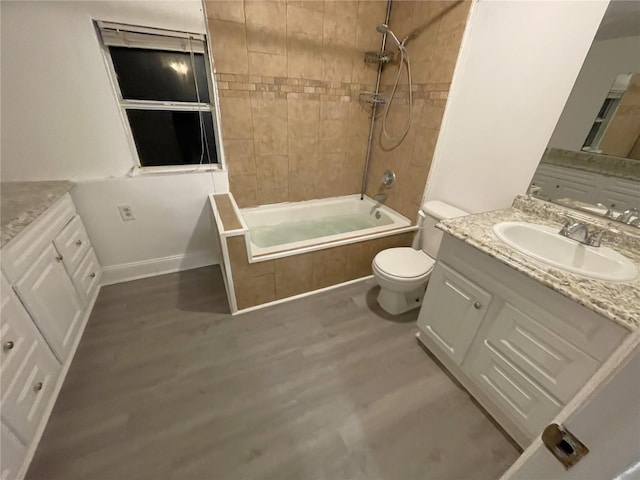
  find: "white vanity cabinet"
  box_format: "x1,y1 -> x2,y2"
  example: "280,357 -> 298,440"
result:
1,192 -> 101,479
417,235 -> 628,447
420,263 -> 493,364
13,245 -> 85,361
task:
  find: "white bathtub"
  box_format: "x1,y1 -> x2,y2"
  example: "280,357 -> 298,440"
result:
239,194 -> 415,259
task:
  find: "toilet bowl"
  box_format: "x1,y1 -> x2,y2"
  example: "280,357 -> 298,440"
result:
372,247 -> 434,315
372,201 -> 468,315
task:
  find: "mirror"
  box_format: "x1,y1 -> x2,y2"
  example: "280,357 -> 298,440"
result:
528,0 -> 640,227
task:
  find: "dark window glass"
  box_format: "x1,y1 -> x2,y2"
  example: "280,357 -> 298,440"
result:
110,47 -> 210,103
126,110 -> 218,166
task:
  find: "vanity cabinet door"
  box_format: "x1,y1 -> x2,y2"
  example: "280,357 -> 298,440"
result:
417,263 -> 493,364
14,244 -> 84,362
1,422 -> 27,480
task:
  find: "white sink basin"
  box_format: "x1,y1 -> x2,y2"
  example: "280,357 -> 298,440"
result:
492,221 -> 638,282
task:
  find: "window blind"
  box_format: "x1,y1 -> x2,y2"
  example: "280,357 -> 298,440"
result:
97,21 -> 206,53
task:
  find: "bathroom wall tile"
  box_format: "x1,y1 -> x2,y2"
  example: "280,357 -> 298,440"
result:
411,128 -> 439,167
417,102 -> 445,131
430,1 -> 470,84
411,60 -> 432,84
255,156 -> 289,205
287,33 -> 323,80
251,97 -> 288,156
229,174 -> 258,207
286,0 -> 324,13
288,98 -> 321,140
245,1 -> 287,55
248,52 -> 287,78
347,102 -> 371,138
257,187 -> 289,205
256,155 -> 289,199
320,118 -> 348,139
286,3 -> 323,81
352,1 -> 385,84
208,19 -> 249,74
219,96 -> 253,139
344,240 -> 375,280
205,1 -> 245,24
408,1 -> 441,62
320,98 -> 349,120
288,169 -> 317,201
319,129 -> 346,154
224,138 -> 256,176
275,254 -> 315,299
315,159 -> 344,198
287,3 -> 324,37
235,273 -> 277,309
227,235 -> 274,278
289,135 -> 319,172
312,246 -> 347,290
321,1 -> 358,83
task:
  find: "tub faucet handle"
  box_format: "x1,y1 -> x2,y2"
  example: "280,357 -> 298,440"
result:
382,170 -> 396,188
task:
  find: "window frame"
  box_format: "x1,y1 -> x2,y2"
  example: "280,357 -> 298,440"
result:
95,21 -> 226,174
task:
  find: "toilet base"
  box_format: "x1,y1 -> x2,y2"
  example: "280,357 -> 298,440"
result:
377,284 -> 427,315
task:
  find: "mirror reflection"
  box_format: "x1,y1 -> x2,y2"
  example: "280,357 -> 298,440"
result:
529,1 -> 640,227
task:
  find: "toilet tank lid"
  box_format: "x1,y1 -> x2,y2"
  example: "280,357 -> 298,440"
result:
422,200 -> 468,220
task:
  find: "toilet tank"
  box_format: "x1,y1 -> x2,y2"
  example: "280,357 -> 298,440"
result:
421,201 -> 468,258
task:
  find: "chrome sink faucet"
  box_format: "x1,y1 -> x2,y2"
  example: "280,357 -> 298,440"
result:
559,215 -> 620,247
617,208 -> 639,224
559,215 -> 590,243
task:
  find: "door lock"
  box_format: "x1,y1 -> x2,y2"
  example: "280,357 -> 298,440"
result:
541,423 -> 589,470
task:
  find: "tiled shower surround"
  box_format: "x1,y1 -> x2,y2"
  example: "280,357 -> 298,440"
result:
206,0 -> 471,220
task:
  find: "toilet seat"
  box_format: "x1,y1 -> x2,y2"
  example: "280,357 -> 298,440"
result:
373,247 -> 435,281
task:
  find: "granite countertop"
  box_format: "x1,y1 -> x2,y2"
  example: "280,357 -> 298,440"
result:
541,147 -> 640,182
1,181 -> 75,248
437,195 -> 640,331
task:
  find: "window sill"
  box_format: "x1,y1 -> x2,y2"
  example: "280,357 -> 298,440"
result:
129,164 -> 225,177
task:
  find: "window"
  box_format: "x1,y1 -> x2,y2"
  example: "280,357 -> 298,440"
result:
97,22 -> 220,170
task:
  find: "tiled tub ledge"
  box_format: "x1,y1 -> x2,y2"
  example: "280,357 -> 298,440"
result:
437,195 -> 640,331
210,193 -> 417,313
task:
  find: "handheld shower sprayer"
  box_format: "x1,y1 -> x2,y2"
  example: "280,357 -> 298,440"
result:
376,24 -> 402,49
374,24 -> 416,150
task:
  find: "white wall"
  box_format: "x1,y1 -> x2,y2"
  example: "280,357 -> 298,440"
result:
548,34 -> 640,151
425,0 -> 609,213
1,1 -> 228,283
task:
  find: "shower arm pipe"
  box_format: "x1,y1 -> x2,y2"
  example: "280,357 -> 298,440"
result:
360,0 -> 393,200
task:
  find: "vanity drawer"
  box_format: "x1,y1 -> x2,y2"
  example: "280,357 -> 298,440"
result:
2,194 -> 75,283
0,275 -> 55,401
465,342 -> 562,440
53,215 -> 91,275
0,422 -> 27,480
1,338 -> 61,444
71,248 -> 101,304
483,301 -> 600,404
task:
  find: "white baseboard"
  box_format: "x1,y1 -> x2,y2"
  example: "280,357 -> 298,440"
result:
100,251 -> 219,286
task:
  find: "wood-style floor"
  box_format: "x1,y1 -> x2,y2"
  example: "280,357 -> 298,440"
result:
28,266 -> 519,480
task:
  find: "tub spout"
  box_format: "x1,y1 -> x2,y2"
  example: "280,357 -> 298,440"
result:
373,193 -> 387,204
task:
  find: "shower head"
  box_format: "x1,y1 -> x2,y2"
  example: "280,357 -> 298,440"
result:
376,23 -> 402,49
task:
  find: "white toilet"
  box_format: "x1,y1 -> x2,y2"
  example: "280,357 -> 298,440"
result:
372,201 -> 468,315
